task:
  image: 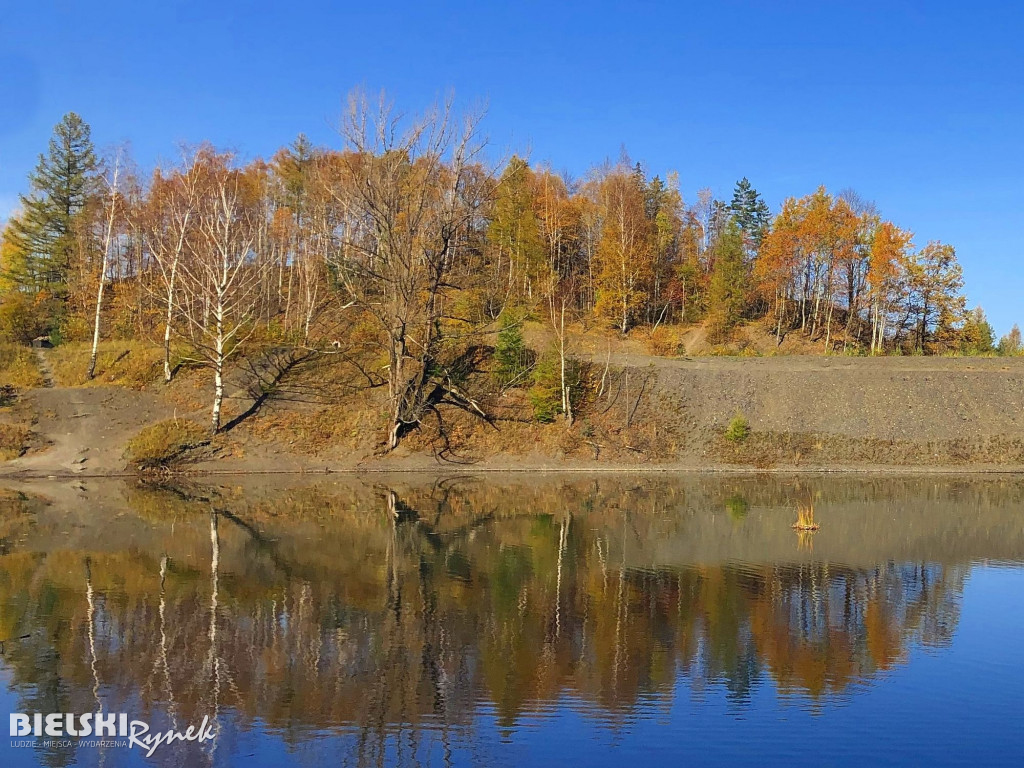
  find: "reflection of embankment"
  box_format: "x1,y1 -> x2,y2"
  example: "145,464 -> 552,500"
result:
0,475 -> 987,752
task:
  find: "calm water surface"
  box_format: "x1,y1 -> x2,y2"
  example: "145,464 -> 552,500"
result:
1,475 -> 1022,767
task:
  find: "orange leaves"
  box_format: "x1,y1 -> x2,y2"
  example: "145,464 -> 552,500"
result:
757,187 -> 862,299
868,221 -> 913,296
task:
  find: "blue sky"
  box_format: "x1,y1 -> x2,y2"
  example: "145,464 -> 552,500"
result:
1,1 -> 1021,332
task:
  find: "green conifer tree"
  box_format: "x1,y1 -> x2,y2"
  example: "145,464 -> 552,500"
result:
729,177 -> 771,248
7,112 -> 98,294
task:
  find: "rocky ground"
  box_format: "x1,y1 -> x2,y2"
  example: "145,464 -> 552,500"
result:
1,348 -> 1023,478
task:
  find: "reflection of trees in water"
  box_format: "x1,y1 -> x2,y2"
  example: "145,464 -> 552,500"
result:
0,481 -> 970,763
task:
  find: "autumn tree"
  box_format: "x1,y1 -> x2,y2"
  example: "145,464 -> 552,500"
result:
174,152 -> 269,432
143,150 -> 204,381
644,173 -> 682,325
487,156 -> 545,306
906,242 -> 964,353
594,168 -> 652,333
329,92 -> 492,451
866,221 -> 913,354
87,151 -> 122,379
757,187 -> 860,347
959,307 -> 994,354
706,222 -> 748,342
998,325 -> 1022,356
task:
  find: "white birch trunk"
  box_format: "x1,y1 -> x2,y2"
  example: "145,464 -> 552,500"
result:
88,157 -> 120,380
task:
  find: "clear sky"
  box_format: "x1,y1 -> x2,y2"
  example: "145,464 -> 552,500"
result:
1,1 -> 1021,333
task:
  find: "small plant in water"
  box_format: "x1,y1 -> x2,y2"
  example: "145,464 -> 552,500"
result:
724,412 -> 750,443
792,500 -> 820,531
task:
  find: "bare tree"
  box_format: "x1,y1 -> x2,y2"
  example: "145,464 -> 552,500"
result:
329,91 -> 492,451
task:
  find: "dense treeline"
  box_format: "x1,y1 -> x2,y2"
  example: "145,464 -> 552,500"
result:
1,101 -> 1019,443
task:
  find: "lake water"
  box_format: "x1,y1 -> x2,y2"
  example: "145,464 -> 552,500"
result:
1,474 -> 1022,767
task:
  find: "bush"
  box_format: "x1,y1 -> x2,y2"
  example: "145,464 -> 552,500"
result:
529,354 -> 561,422
724,412 -> 750,443
124,419 -> 209,471
645,325 -> 681,357
0,292 -> 46,344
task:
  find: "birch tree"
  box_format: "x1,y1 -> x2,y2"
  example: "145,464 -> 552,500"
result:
176,153 -> 267,432
145,150 -> 202,382
87,151 -> 121,379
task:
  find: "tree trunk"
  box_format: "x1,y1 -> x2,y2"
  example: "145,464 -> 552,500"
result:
88,158 -> 120,380
211,309 -> 225,433
163,258 -> 178,383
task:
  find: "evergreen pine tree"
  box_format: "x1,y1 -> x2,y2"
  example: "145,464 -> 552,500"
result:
494,314 -> 530,388
7,112 -> 98,293
729,177 -> 771,248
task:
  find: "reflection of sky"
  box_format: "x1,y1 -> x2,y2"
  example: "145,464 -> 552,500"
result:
4,565 -> 1021,767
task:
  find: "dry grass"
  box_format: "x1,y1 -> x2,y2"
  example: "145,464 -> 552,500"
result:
792,500 -> 820,531
247,399 -> 383,456
0,344 -> 44,389
0,423 -> 32,460
49,341 -> 166,389
124,418 -> 209,471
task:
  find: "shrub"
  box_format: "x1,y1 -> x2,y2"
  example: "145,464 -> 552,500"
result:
0,293 -> 46,344
645,325 -> 681,357
124,419 -> 209,471
529,354 -> 561,422
724,412 -> 750,443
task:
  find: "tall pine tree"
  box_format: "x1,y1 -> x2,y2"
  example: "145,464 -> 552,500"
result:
729,177 -> 771,249
7,112 -> 98,294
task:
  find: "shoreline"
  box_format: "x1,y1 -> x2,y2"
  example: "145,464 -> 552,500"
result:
3,462 -> 1024,482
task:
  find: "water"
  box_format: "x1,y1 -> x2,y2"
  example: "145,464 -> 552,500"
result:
1,474 -> 1022,767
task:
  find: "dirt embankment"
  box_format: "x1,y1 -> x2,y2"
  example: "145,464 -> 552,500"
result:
2,353 -> 1024,477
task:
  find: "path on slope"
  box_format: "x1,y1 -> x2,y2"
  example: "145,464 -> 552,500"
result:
4,363 -> 174,477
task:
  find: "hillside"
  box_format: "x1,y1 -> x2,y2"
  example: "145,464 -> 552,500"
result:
1,341 -> 1023,477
